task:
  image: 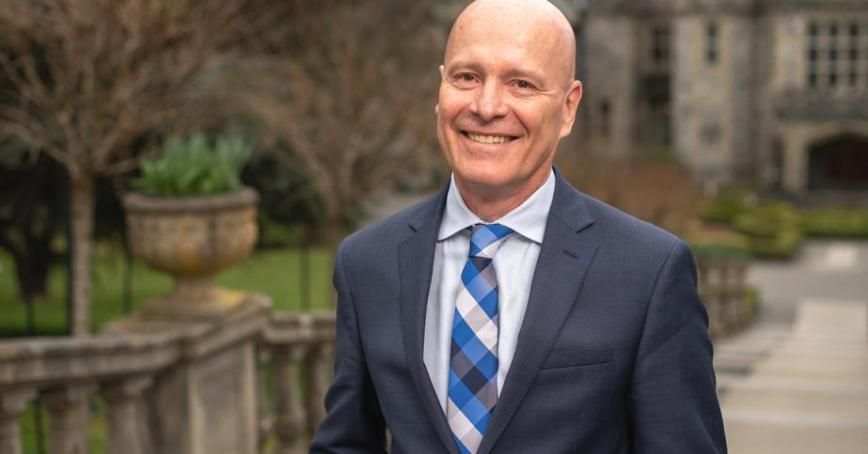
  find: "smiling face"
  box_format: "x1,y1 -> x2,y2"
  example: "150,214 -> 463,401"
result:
436,0 -> 582,204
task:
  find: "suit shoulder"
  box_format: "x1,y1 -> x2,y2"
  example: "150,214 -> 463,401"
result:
578,191 -> 683,255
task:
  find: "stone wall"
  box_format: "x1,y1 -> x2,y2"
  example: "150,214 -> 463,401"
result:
672,12 -> 757,189
584,14 -> 637,159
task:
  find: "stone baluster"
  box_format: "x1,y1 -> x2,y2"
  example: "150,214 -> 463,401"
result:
257,348 -> 274,453
304,342 -> 333,436
724,260 -> 737,334
43,384 -> 96,454
698,259 -> 720,337
734,261 -> 748,327
103,376 -> 153,454
713,260 -> 727,333
273,345 -> 305,454
0,388 -> 37,454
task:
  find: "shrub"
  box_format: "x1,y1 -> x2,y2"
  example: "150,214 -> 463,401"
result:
691,243 -> 751,260
687,226 -> 751,260
133,135 -> 251,197
734,204 -> 803,259
800,209 -> 868,238
702,185 -> 758,225
734,203 -> 797,238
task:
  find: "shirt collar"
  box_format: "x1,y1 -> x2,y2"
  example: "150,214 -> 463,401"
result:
438,169 -> 555,244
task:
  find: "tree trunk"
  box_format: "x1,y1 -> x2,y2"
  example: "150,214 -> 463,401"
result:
69,176 -> 94,336
16,235 -> 53,302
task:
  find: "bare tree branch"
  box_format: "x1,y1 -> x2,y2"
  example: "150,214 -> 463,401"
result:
231,0 -> 444,237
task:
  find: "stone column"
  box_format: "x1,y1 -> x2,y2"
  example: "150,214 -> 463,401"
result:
103,376 -> 153,454
43,384 -> 96,454
782,133 -> 807,193
0,388 -> 36,454
273,345 -> 305,454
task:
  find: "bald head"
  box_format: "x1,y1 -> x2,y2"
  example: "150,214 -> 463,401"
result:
445,0 -> 576,86
435,0 -> 583,213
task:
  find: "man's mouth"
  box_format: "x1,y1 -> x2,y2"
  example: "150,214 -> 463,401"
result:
462,132 -> 519,144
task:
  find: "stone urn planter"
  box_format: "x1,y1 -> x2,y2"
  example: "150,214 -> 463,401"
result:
122,188 -> 259,320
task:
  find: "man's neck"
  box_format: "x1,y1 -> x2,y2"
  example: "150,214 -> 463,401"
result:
454,171 -> 551,222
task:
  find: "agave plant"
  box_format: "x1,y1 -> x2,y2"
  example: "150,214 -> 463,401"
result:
133,135 -> 251,197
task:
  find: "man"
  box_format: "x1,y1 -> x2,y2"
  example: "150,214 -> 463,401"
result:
310,0 -> 727,452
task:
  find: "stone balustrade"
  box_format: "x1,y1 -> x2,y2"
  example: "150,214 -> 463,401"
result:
0,297 -> 335,454
258,312 -> 335,454
0,256 -> 749,453
697,257 -> 753,338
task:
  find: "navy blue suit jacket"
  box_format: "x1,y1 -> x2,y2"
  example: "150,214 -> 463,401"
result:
310,172 -> 727,453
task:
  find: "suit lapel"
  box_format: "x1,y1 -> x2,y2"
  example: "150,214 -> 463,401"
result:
397,188 -> 460,454
478,175 -> 598,454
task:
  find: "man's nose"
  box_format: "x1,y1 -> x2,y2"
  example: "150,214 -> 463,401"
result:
469,81 -> 508,121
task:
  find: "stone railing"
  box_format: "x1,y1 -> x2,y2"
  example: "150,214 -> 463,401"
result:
0,258 -> 752,454
0,296 -> 336,454
697,257 -> 753,338
257,312 -> 335,454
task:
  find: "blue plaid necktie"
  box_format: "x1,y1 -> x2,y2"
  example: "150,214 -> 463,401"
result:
447,223 -> 514,454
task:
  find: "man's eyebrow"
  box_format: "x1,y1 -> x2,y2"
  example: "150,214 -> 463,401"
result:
501,68 -> 545,83
444,60 -> 484,74
445,60 -> 546,83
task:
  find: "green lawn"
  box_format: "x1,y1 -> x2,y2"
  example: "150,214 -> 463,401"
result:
0,244 -> 335,337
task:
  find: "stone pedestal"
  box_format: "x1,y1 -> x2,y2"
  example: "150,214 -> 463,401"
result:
104,293 -> 270,454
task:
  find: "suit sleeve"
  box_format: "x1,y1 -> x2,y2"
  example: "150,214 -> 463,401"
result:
629,240 -> 728,453
309,244 -> 387,453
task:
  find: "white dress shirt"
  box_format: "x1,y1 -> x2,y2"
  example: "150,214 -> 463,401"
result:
423,170 -> 556,412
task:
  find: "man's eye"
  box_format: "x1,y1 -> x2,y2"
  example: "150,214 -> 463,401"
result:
515,80 -> 535,90
454,73 -> 477,85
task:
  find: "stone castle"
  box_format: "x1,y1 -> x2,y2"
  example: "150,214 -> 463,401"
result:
575,0 -> 868,196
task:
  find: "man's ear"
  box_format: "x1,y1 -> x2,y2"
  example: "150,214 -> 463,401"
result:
559,80 -> 583,138
435,65 -> 445,116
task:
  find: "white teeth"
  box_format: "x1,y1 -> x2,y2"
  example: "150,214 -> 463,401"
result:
467,133 -> 511,144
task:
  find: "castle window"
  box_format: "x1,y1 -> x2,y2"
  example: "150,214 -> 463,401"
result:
805,19 -> 867,92
599,99 -> 611,138
651,25 -> 670,65
701,123 -> 721,149
705,21 -> 718,65
848,23 -> 860,87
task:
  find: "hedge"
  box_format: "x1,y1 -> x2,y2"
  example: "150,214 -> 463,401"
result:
800,209 -> 868,238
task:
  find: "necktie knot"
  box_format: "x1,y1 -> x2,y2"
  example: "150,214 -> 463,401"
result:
468,223 -> 514,259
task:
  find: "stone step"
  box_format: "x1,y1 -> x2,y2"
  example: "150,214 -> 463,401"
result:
722,375 -> 868,397
722,387 -> 868,421
720,299 -> 868,453
750,357 -> 868,378
724,417 -> 868,454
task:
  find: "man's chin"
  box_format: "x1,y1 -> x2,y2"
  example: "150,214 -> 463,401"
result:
453,171 -> 518,195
